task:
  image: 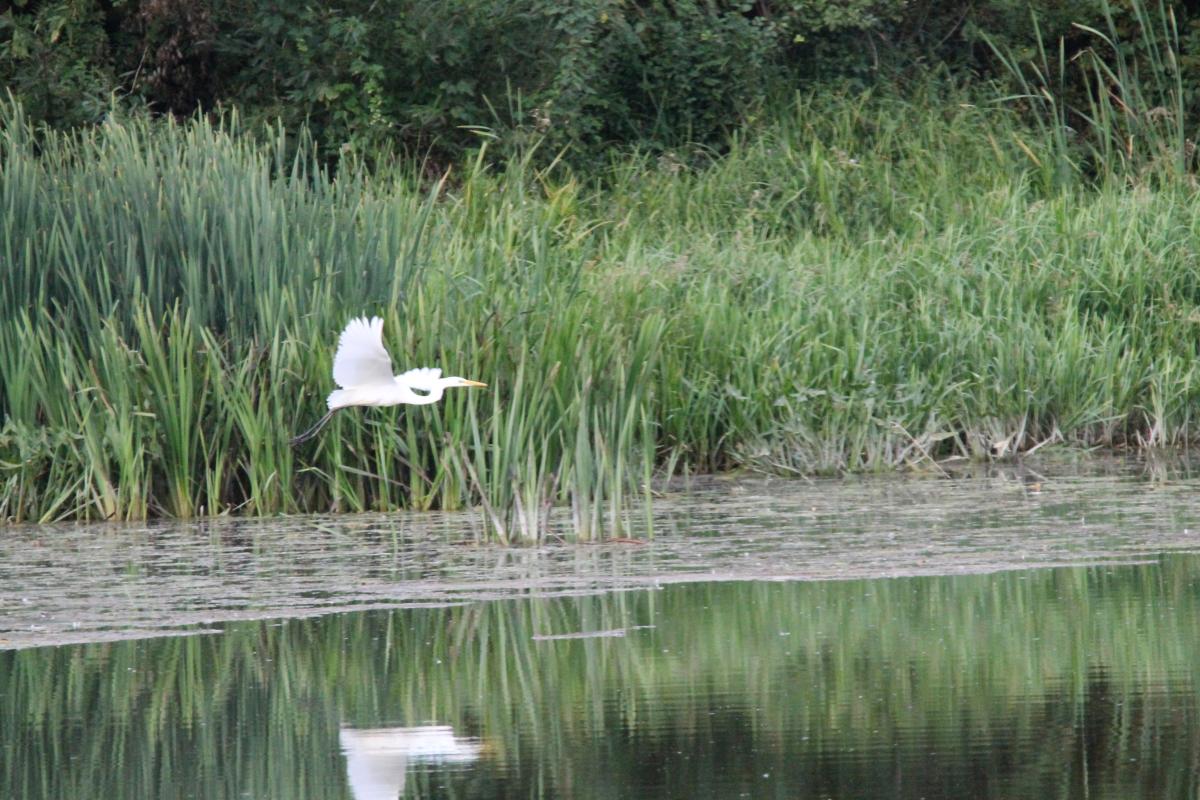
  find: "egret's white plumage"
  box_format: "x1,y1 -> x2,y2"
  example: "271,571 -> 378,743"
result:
290,316 -> 486,445
332,316 -> 394,389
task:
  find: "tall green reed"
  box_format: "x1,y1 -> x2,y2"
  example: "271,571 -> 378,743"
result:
985,0 -> 1190,187
3,66 -> 1200,531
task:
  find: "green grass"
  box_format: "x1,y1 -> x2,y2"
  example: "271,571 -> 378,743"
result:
2,77 -> 1200,534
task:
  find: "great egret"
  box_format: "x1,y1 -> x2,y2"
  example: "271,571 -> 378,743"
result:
340,725 -> 483,800
290,316 -> 486,446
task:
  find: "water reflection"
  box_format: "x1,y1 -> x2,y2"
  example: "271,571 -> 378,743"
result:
4,556 -> 1200,798
341,726 -> 482,800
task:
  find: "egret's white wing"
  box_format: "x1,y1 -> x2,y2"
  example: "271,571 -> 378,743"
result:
395,366 -> 442,390
333,317 -> 394,388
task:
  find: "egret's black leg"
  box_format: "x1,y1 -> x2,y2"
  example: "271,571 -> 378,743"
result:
290,408 -> 338,446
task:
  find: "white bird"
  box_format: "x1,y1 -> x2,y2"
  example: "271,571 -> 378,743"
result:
339,725 -> 483,800
290,316 -> 486,445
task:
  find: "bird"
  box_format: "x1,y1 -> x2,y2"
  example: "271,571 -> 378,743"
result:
290,316 -> 486,446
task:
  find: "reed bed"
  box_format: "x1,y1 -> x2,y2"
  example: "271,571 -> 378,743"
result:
2,84 -> 1200,533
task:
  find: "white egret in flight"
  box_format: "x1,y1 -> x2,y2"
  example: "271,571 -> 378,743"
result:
290,316 -> 486,445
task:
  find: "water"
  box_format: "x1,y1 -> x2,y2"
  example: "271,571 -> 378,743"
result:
4,467 -> 1200,798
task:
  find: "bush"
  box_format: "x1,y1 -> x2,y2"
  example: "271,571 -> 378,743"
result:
2,1 -> 1200,166
214,0 -> 788,161
0,0 -> 123,127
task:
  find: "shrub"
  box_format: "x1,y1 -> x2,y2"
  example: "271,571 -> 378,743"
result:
0,0 -> 123,127
2,1 -> 1199,166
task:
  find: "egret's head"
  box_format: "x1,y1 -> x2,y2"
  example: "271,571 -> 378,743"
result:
443,377 -> 487,389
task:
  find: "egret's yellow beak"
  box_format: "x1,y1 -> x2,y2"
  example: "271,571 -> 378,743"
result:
463,379 -> 487,388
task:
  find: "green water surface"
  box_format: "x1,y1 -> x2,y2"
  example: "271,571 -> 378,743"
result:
4,555 -> 1200,799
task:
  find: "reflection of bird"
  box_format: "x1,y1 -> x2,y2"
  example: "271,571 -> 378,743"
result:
291,316 -> 486,445
340,725 -> 484,800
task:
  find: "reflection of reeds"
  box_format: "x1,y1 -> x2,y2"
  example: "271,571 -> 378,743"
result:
5,559 -> 1200,797
5,68 -> 1200,529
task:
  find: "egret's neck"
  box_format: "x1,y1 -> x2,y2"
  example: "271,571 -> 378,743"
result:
397,380 -> 446,405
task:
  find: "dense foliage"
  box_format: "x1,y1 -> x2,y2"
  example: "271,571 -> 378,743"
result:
2,82 -> 1200,528
4,0 -> 1200,162
3,1 -> 1200,531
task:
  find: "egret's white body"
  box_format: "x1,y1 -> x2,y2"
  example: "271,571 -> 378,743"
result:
340,725 -> 483,800
291,316 -> 485,445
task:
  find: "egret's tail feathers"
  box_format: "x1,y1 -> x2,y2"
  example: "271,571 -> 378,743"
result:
289,409 -> 337,446
326,388 -> 351,410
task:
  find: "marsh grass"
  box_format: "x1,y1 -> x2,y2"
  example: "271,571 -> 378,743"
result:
3,62 -> 1200,533
986,0 -> 1192,187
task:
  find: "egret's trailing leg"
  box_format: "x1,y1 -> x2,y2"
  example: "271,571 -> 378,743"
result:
290,316 -> 486,446
289,409 -> 338,446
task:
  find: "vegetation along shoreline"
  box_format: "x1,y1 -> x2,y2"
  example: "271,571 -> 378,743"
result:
3,2 -> 1198,537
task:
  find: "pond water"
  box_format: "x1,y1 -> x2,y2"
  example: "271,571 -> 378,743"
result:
3,464 -> 1200,798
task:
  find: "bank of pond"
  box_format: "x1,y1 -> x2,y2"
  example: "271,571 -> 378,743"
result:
3,90 -> 1199,536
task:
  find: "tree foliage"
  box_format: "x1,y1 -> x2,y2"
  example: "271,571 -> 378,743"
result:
2,0 -> 1199,163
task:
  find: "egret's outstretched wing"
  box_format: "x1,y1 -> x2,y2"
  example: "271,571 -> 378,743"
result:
395,366 -> 442,390
332,317 -> 394,388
